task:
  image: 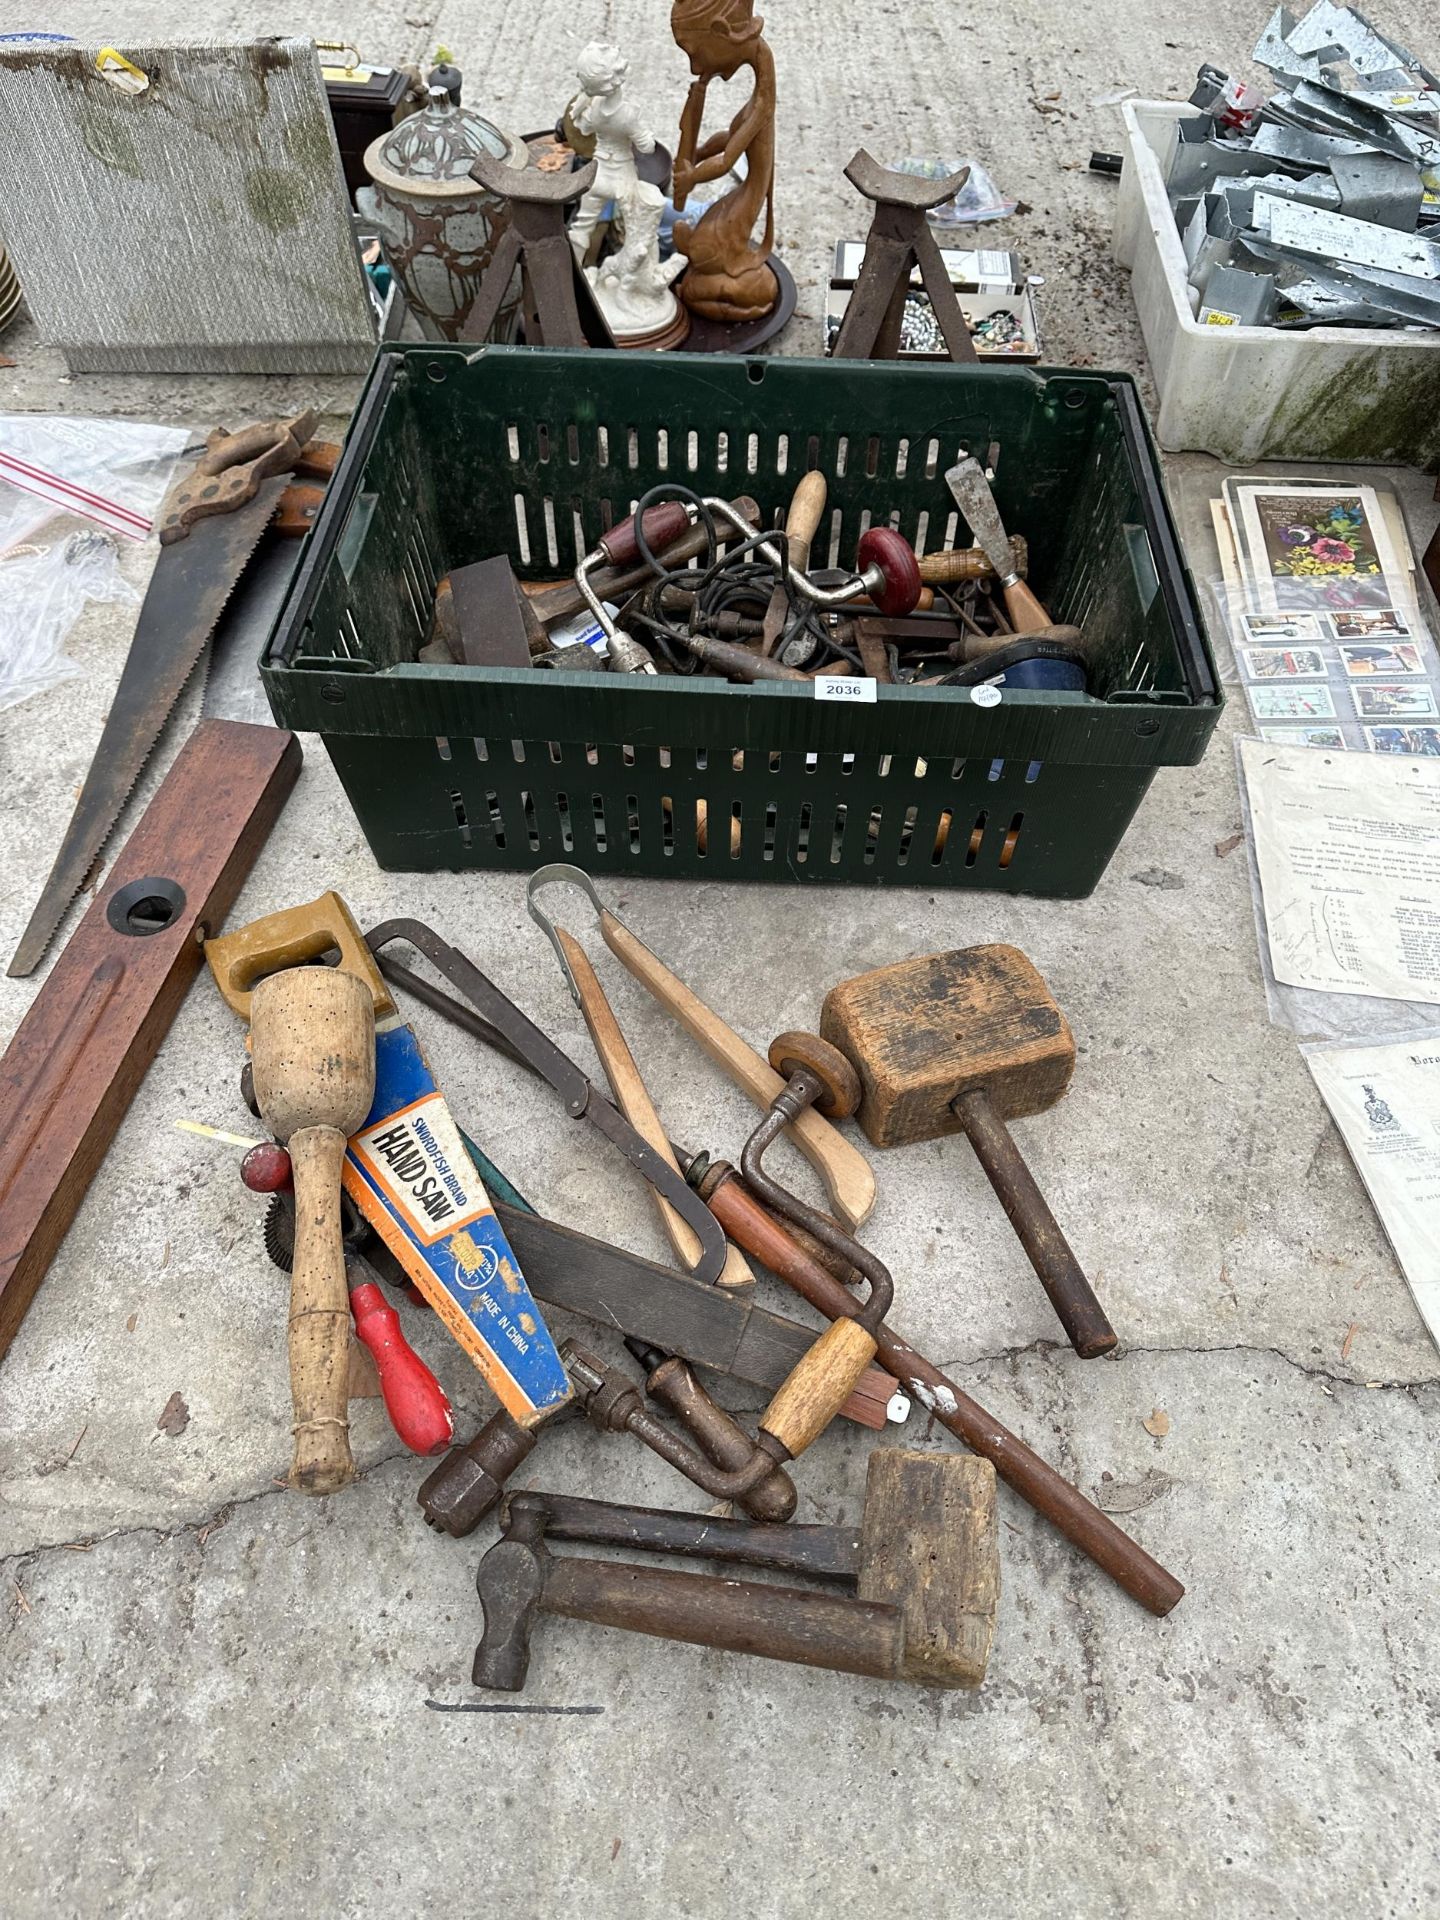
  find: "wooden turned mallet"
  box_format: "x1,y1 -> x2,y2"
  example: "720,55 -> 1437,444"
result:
820,947 -> 1117,1359
249,968 -> 377,1492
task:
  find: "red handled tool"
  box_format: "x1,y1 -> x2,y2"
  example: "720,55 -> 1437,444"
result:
244,1146 -> 454,1456
347,1278 -> 454,1457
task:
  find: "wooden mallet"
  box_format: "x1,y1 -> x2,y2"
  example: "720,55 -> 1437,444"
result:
249,968 -> 376,1492
475,1449 -> 999,1692
821,946 -> 1117,1358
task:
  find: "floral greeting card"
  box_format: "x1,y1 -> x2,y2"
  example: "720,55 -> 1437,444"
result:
1228,483 -> 1404,616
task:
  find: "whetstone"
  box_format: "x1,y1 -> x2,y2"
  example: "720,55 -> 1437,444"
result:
0,720 -> 302,1359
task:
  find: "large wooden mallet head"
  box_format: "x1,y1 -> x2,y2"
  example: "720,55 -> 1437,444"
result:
819,944 -> 1073,1147
821,946 -> 1115,1360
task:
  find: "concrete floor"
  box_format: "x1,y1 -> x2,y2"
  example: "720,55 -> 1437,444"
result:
3,2 -> 1440,1915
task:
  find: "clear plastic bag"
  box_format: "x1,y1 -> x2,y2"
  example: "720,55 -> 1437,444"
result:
0,414 -> 189,711
892,156 -> 1018,225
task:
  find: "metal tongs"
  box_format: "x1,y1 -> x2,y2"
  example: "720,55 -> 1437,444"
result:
363,918 -> 729,1287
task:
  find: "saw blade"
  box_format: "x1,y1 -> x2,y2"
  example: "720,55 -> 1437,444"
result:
8,477 -> 290,978
202,533 -> 302,725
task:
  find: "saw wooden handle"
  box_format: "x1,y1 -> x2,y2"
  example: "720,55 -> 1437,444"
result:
556,928 -> 753,1289
285,1125 -> 358,1493
598,910 -> 877,1231
158,409 -> 319,545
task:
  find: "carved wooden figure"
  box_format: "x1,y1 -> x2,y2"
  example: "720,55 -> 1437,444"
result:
670,0 -> 778,322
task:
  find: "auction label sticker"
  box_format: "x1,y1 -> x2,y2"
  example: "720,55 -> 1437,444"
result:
971,684 -> 1002,707
815,676 -> 877,703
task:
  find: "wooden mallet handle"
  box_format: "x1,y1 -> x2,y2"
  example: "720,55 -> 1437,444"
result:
285,1125 -> 359,1492
951,1088 -> 1116,1359
701,1170 -> 1183,1616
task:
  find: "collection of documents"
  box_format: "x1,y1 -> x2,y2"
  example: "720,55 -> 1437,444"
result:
1239,734 -> 1440,1348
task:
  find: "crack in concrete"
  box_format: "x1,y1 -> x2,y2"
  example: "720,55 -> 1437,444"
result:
939,1335 -> 1440,1395
4,1340 -> 1434,1582
1,1444 -> 419,1582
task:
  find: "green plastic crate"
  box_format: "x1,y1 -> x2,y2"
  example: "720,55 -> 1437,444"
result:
263,345 -> 1220,895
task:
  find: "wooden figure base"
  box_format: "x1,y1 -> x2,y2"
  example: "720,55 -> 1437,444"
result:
675,257 -> 796,355
610,305 -> 693,352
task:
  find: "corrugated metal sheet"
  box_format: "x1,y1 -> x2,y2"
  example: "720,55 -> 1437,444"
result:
0,38 -> 379,373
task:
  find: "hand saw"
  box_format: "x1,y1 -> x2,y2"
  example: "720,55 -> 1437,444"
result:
8,411 -> 319,978
363,919 -> 731,1286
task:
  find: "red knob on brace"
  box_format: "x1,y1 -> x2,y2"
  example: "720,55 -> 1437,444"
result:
856,527 -> 922,616
600,501 -> 693,569
349,1280 -> 454,1456
241,1142 -> 293,1193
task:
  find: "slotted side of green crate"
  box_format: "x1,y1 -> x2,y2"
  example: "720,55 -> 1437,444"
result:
265,347 -> 1218,894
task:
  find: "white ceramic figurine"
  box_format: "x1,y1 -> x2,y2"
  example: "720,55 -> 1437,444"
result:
587,181 -> 688,344
567,43 -> 655,265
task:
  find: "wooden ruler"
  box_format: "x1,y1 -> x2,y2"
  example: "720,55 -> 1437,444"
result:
0,721 -> 302,1359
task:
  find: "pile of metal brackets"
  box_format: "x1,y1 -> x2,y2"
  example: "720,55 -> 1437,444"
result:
1166,3 -> 1440,329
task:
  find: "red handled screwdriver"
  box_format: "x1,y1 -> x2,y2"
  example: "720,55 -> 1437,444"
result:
242,1144 -> 454,1456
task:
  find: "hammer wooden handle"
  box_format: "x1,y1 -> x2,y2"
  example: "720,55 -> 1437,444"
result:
286,1125 -> 357,1494
597,909 -> 877,1231
703,1172 -> 1183,1617
953,1088 -> 1116,1359
555,928 -> 753,1290
540,1558 -> 903,1682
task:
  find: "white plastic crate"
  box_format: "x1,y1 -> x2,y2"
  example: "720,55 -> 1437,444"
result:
1113,99 -> 1440,465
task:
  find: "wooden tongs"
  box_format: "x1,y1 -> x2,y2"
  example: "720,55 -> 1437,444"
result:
525,867 -> 877,1288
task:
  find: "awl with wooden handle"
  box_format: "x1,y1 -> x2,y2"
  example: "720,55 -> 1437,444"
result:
944,458 -> 1052,634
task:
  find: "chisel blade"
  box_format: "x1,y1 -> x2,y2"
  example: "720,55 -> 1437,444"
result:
9,478 -> 289,977
944,458 -> 1014,583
